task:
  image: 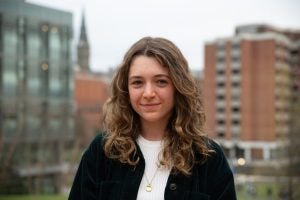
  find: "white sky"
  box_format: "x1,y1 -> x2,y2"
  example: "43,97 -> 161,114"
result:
27,0 -> 300,72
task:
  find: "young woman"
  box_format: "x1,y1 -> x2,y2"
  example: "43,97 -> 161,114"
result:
69,37 -> 236,200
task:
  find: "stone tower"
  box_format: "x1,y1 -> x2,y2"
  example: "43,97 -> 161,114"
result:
77,11 -> 90,71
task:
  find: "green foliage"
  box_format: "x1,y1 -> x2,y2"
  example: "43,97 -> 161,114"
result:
236,182 -> 279,200
0,195 -> 66,200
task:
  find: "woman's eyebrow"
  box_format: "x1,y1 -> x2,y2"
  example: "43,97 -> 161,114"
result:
128,75 -> 142,80
128,74 -> 170,80
154,74 -> 170,78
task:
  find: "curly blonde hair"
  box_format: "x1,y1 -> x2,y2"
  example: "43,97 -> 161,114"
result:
103,37 -> 212,175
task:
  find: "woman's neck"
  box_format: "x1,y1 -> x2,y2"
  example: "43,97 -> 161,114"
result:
141,120 -> 167,141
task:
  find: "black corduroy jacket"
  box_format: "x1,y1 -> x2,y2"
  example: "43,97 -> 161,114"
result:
68,134 -> 237,200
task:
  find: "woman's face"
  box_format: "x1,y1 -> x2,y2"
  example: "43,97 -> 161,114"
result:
128,55 -> 175,125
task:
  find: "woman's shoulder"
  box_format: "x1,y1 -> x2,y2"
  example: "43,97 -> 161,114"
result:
90,132 -> 106,146
83,132 -> 107,158
202,137 -> 232,171
194,137 -> 236,199
204,137 -> 224,154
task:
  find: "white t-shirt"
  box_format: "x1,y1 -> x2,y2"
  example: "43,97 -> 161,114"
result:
136,135 -> 172,200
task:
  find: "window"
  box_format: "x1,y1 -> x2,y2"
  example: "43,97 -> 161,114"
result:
231,56 -> 240,63
217,69 -> 225,75
232,119 -> 240,125
231,42 -> 239,50
251,148 -> 263,160
26,115 -> 40,135
4,117 -> 17,136
232,82 -> 240,87
217,107 -> 225,112
217,119 -> 225,125
232,107 -> 240,112
232,95 -> 240,101
27,32 -> 41,96
217,132 -> 225,138
217,56 -> 225,63
217,95 -> 225,100
222,146 -> 230,158
217,44 -> 225,51
234,146 -> 245,158
232,69 -> 240,74
217,82 -> 225,87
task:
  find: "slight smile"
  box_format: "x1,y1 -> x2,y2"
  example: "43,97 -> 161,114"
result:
140,103 -> 161,109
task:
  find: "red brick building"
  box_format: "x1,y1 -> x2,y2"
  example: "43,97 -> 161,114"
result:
74,71 -> 109,146
74,13 -> 110,146
203,24 -> 300,172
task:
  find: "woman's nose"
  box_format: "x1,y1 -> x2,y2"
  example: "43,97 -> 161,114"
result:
143,83 -> 155,98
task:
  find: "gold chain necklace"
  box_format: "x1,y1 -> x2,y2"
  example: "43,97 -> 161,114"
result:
144,165 -> 160,192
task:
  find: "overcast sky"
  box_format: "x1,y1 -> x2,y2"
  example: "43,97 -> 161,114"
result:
27,0 -> 300,72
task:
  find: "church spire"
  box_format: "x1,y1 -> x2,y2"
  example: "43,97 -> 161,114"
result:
77,10 -> 90,71
79,11 -> 88,43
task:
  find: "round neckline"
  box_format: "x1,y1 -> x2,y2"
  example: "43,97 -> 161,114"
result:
137,135 -> 163,147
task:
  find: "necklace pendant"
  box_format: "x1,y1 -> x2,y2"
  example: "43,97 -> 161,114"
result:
146,184 -> 152,192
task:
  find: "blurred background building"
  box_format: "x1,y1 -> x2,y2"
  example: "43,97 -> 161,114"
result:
74,71 -> 109,149
0,0 -> 75,194
74,13 -> 109,148
203,24 -> 300,198
77,12 -> 89,73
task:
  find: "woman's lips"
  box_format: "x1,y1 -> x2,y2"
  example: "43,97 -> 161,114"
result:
140,103 -> 160,110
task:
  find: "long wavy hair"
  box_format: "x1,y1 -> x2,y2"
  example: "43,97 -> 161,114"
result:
103,37 -> 212,175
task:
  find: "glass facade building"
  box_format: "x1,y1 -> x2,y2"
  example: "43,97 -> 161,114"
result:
0,0 -> 74,194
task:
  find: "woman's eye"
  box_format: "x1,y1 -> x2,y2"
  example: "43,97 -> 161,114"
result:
130,80 -> 143,87
157,79 -> 168,86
